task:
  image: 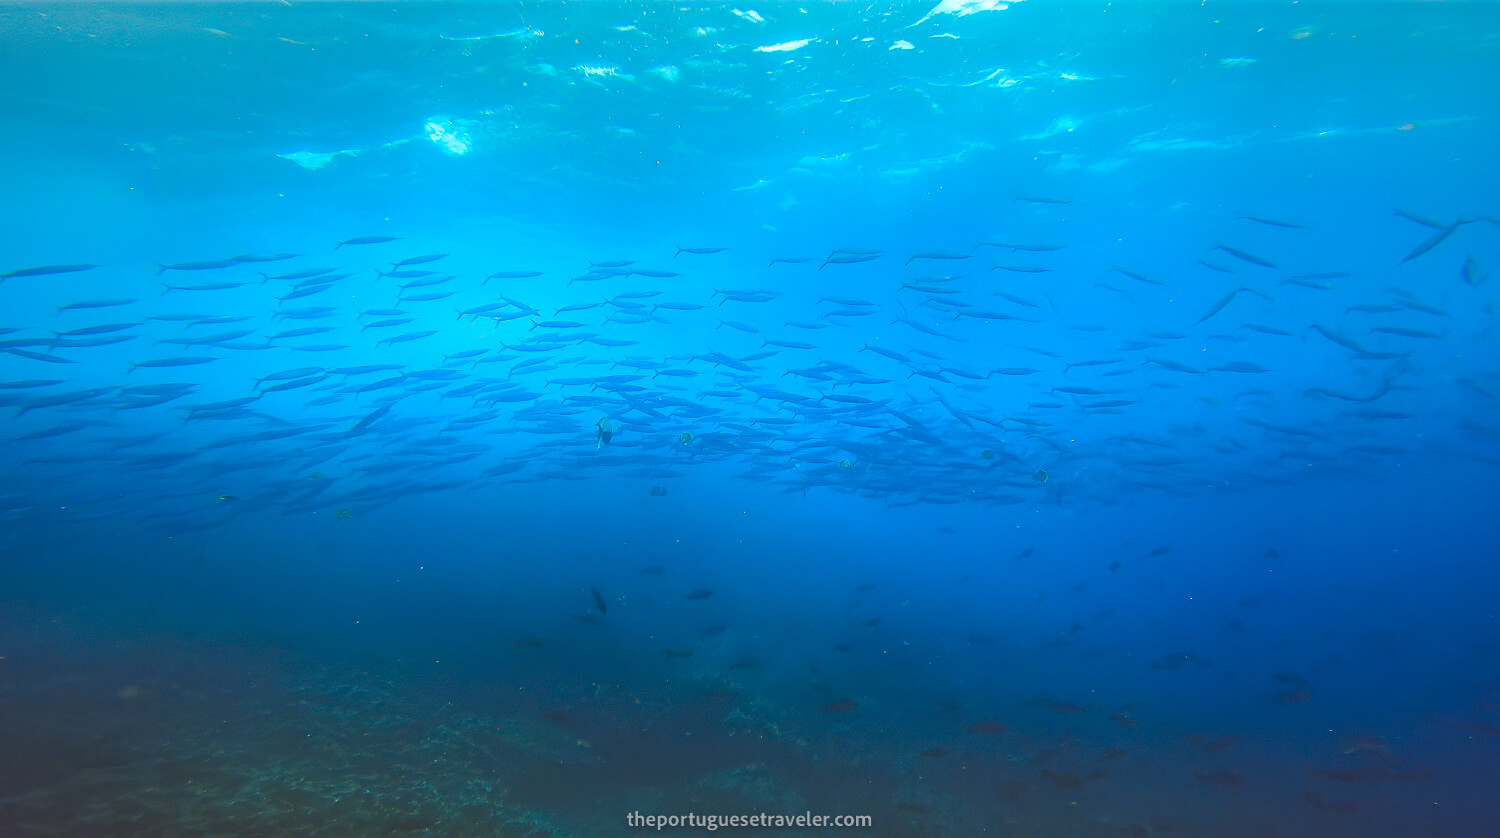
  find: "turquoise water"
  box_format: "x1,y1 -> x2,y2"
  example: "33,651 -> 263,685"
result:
2,2 -> 1498,835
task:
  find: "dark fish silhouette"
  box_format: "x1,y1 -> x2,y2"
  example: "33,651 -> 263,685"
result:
1,263 -> 99,280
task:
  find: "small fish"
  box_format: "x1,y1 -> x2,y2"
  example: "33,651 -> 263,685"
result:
1196,288 -> 1242,323
1,264 -> 100,279
674,246 -> 727,257
1145,358 -> 1204,374
1238,215 -> 1303,228
231,252 -> 299,263
978,242 -> 1065,252
1369,326 -> 1443,339
131,356 -> 220,369
590,587 -> 608,615
820,253 -> 882,269
3,348 -> 75,364
1398,219 -> 1470,264
905,252 -> 972,265
488,270 -> 544,280
1461,254 -> 1487,286
266,267 -> 337,281
335,235 -> 400,248
1394,208 -> 1446,229
1110,266 -> 1163,285
57,298 -> 137,311
1212,244 -> 1278,269
157,260 -> 239,274
392,254 -> 448,267
1309,324 -> 1370,354
163,282 -> 254,292
989,265 -> 1051,273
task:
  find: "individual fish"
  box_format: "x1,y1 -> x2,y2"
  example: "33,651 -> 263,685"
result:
348,404 -> 391,433
861,345 -> 910,363
53,323 -> 137,337
266,267 -> 338,281
392,254 -> 448,267
1,263 -> 99,279
275,307 -> 338,320
130,356 -> 220,370
1282,277 -> 1334,290
255,367 -> 324,385
1196,288 -> 1242,323
231,252 -> 299,263
1309,324 -> 1370,354
1212,245 -> 1278,269
674,246 -> 727,257
820,253 -> 882,269
377,331 -> 438,346
905,252 -> 972,265
1461,255 -> 1487,285
3,348 -> 75,364
1303,381 -> 1392,402
1014,195 -> 1071,204
487,270 -> 544,280
262,374 -> 330,391
1238,215 -> 1303,228
989,265 -> 1050,273
1369,326 -> 1443,339
1110,266 -> 1163,285
768,257 -> 815,265
1394,208 -> 1446,229
157,259 -> 239,274
0,379 -> 64,389
162,281 -> 255,292
336,235 -> 400,248
1398,218 -> 1471,264
590,587 -> 608,615
331,364 -> 402,376
363,318 -> 416,330
54,335 -> 136,348
278,285 -> 335,301
57,298 -> 137,311
978,242 -> 1064,252
1140,359 -> 1200,374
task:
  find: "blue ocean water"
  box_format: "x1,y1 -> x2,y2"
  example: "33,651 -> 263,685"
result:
1,2 -> 1498,835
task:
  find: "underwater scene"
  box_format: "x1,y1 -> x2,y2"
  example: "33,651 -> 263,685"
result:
2,2 -> 1499,836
